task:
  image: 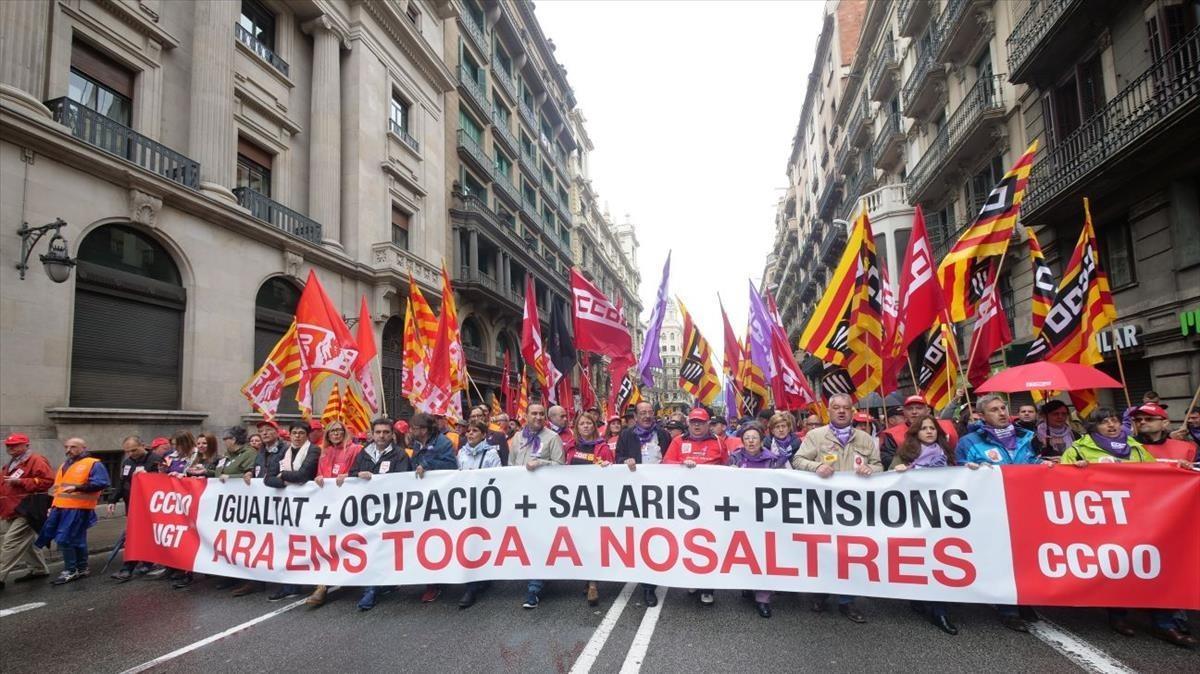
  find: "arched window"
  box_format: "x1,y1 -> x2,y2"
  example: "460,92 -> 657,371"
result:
254,276 -> 301,415
71,224 -> 185,409
381,314 -> 412,419
461,316 -> 484,358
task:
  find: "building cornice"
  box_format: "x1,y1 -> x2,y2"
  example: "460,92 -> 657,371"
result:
355,0 -> 456,93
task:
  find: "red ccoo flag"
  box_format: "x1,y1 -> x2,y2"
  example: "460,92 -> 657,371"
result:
571,268 -> 635,378
294,270 -> 358,415
883,206 -> 945,390
966,268 -> 1013,387
352,296 -> 379,413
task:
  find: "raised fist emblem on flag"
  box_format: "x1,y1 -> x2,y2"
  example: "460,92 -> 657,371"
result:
297,324 -> 357,375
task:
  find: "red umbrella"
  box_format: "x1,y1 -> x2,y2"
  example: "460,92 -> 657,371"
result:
975,362 -> 1123,393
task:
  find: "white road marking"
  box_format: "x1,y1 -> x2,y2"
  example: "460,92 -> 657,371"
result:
0,602 -> 46,617
1029,618 -> 1137,674
118,594 -> 316,674
618,588 -> 667,674
569,582 -> 636,674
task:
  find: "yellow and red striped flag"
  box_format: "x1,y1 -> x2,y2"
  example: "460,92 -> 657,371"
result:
938,141 -> 1037,322
440,265 -> 468,394
241,320 -> 302,420
917,319 -> 960,413
676,298 -> 721,405
798,220 -> 861,367
845,211 -> 885,399
342,384 -> 373,436
1027,226 -> 1055,334
517,367 -> 530,421
320,381 -> 343,425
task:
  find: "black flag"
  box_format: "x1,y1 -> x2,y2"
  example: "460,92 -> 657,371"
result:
547,299 -> 577,378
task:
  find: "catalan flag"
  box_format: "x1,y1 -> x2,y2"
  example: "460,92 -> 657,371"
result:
845,211 -> 885,398
241,320 -> 302,420
440,265 -> 468,394
320,381 -> 343,425
517,367 -> 530,421
736,336 -> 768,417
677,298 -> 721,405
938,141 -> 1037,322
342,384 -> 373,436
403,276 -> 439,412
1027,226 -> 1055,334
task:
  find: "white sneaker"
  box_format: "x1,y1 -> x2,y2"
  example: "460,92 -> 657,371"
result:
699,592 -> 715,606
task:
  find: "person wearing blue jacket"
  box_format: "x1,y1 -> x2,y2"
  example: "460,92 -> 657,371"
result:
954,394 -> 1049,633
408,412 -> 458,604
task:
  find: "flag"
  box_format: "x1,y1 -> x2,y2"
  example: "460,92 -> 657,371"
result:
521,275 -> 559,390
722,376 -> 739,421
612,370 -> 642,416
916,319 -> 960,413
571,269 -> 635,377
718,296 -> 741,380
736,337 -> 767,417
490,394 -> 502,417
342,385 -> 372,436
241,320 -> 302,420
746,281 -> 775,385
547,299 -> 577,401
351,296 -> 379,413
636,252 -> 671,387
500,350 -> 512,415
845,212 -> 885,399
426,291 -> 456,414
820,365 -> 856,400
1027,226 -> 1055,334
1025,198 -> 1117,417
938,141 -> 1038,321
320,381 -> 343,425
293,271 -> 358,415
763,291 -> 816,410
579,358 -> 596,411
677,298 -> 721,405
517,367 -> 530,421
403,279 -> 438,412
883,206 -> 945,390
799,219 -> 860,366
966,270 -> 1012,387
440,265 -> 468,394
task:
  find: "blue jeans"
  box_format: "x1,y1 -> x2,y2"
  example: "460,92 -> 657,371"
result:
527,579 -> 544,596
60,543 -> 88,572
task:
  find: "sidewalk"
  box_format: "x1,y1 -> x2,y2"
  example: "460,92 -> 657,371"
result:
42,514 -> 126,563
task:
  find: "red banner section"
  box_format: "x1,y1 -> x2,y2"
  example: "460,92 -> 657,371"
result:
1003,463 -> 1200,609
126,474 -> 206,570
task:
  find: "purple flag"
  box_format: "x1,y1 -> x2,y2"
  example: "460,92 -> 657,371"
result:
637,252 -> 671,388
723,375 -> 740,421
747,281 -> 775,380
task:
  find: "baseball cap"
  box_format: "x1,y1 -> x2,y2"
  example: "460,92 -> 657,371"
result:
853,412 -> 873,423
3,433 -> 30,446
393,420 -> 410,435
904,395 -> 929,406
710,415 -> 727,425
1135,403 -> 1169,420
309,419 -> 324,431
687,408 -> 710,422
256,419 -> 280,430
150,437 -> 171,449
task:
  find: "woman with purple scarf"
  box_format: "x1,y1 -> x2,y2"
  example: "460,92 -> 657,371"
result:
765,412 -> 801,461
728,424 -> 787,618
1035,400 -> 1076,458
891,416 -> 960,635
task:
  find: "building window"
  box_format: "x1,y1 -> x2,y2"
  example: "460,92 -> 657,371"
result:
462,170 -> 486,204
239,0 -> 276,52
254,276 -> 302,416
462,51 -> 484,87
494,150 -> 512,179
390,95 -> 409,134
68,41 -> 133,126
237,138 -> 273,197
71,225 -> 184,409
522,181 -> 537,204
392,206 -> 410,249
459,108 -> 482,142
1104,221 -> 1137,289
462,317 -> 484,352
493,98 -> 510,126
495,44 -> 512,76
964,155 -> 1005,218
406,2 -> 421,31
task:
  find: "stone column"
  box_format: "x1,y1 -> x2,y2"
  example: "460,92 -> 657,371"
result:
0,0 -> 52,117
468,229 -> 479,273
188,0 -> 239,203
304,17 -> 343,250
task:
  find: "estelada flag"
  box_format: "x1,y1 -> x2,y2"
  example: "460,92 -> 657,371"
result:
677,298 -> 721,405
938,141 -> 1036,322
320,381 -> 343,425
352,296 -> 379,413
1026,226 -> 1055,335
295,270 -> 358,377
440,265 -> 468,394
571,268 -> 635,378
241,320 -> 302,420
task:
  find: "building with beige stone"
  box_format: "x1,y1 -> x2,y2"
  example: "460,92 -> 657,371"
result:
767,0 -> 1199,413
649,299 -> 689,410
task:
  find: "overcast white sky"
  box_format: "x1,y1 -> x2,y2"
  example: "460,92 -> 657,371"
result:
535,0 -> 825,358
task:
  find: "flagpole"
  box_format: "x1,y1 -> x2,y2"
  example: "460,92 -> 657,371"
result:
1111,336 -> 1134,409
465,368 -> 487,411
1183,383 -> 1200,424
906,356 -> 920,395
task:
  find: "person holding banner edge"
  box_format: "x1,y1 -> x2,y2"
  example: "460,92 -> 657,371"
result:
567,412 -> 614,607
791,393 -> 881,623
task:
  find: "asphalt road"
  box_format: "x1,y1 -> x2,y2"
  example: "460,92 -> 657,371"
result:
0,552 -> 1195,673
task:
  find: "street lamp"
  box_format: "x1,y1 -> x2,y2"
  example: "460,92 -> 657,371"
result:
17,218 -> 75,283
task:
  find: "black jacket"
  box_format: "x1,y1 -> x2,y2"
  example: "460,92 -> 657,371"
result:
107,451 -> 160,506
488,431 -> 510,466
615,426 -> 672,464
351,443 -> 414,475
259,443 -> 320,488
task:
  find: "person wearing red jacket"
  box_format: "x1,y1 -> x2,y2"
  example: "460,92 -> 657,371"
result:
306,420 -> 362,607
0,433 -> 54,588
663,408 -> 728,606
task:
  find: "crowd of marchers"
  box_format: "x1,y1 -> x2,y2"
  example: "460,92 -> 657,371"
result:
1,394 -> 1196,648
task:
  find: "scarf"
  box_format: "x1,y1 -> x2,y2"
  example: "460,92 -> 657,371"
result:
1190,425 -> 1200,445
521,427 -> 543,457
460,439 -> 494,457
983,424 -> 1018,452
829,422 -> 853,447
633,423 -> 659,444
282,442 -> 311,472
770,433 -> 797,456
1090,431 -> 1133,459
913,442 -> 948,468
548,421 -> 566,434
1037,422 -> 1075,447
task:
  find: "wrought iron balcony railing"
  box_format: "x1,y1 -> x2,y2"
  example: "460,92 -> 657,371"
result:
1007,0 -> 1080,80
233,187 -> 322,243
869,41 -> 899,102
458,66 -> 489,113
872,111 -> 904,169
906,74 -> 1005,200
493,65 -> 517,101
388,119 -> 420,153
490,107 -> 518,153
235,22 -> 290,77
902,46 -> 944,118
46,97 -> 200,189
456,129 -> 494,179
460,11 -> 487,56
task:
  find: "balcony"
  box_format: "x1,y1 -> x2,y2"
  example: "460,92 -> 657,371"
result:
819,225 -> 848,263
232,187 -> 322,244
457,66 -> 489,116
856,147 -> 877,193
459,12 -> 487,58
388,119 -> 420,153
492,171 -> 520,208
235,22 -> 289,77
46,97 -> 199,188
817,175 -> 844,219
869,41 -> 900,103
518,99 -> 537,131
898,0 -> 935,38
935,0 -> 992,64
847,97 -> 873,148
906,74 -> 1006,203
520,196 -> 542,231
1006,0 -> 1086,84
872,112 -> 905,170
834,140 -> 855,175
455,265 -> 522,309
1023,27 -> 1200,219
456,129 -> 494,180
493,65 -> 517,102
902,46 -> 946,121
491,108 -> 518,154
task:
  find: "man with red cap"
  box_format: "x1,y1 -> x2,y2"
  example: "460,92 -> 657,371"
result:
1133,403 -> 1196,464
662,407 -> 728,607
879,395 -> 959,469
0,433 -> 54,589
308,419 -> 325,447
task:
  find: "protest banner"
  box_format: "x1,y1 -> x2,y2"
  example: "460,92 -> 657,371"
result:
125,464 -> 1199,609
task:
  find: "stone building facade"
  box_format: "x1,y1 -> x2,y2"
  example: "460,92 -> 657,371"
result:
649,300 -> 689,410
766,0 -> 1199,415
0,0 -> 642,474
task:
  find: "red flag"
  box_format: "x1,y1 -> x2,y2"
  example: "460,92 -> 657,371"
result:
352,296 -> 379,412
884,206 -> 945,390
521,275 -> 551,388
579,357 -> 596,411
570,269 -> 635,378
500,350 -> 512,415
718,297 -> 741,379
295,270 -> 358,377
426,292 -> 455,414
763,292 -> 815,409
557,371 -> 575,416
966,270 -> 1013,387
